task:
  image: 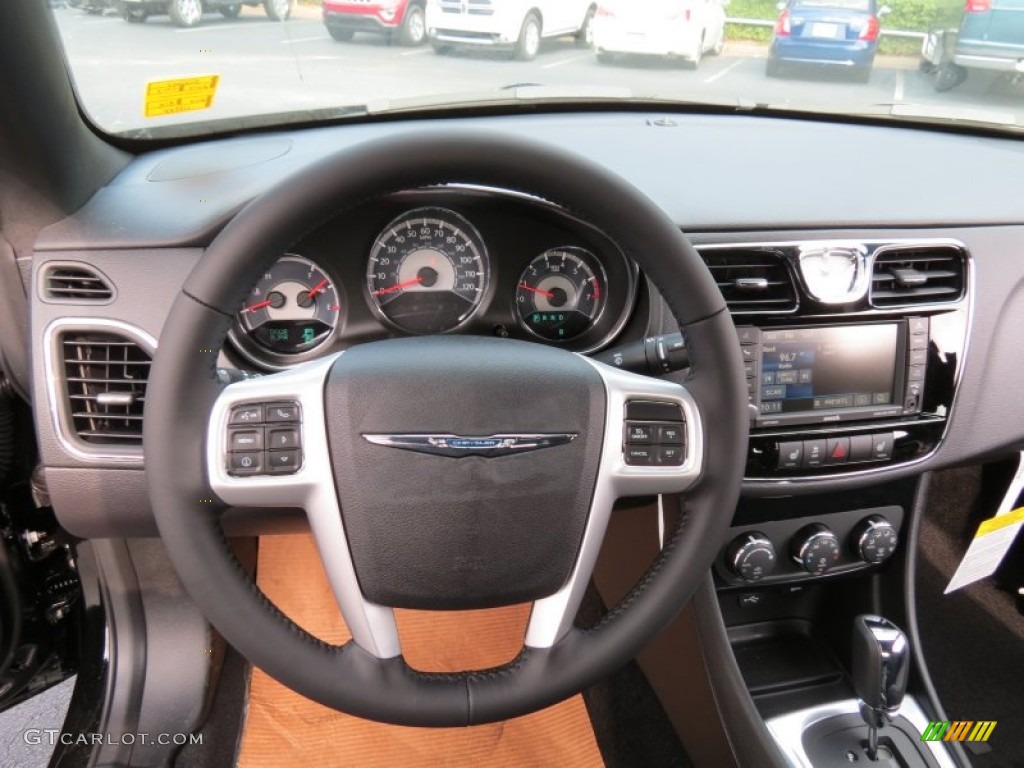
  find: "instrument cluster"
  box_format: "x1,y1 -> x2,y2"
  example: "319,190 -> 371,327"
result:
228,192 -> 640,370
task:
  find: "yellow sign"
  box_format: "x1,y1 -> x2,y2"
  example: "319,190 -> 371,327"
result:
977,507 -> 1024,537
144,75 -> 220,118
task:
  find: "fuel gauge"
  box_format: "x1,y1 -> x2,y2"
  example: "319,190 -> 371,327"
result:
515,247 -> 607,342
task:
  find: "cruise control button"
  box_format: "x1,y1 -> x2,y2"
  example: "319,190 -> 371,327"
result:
229,428 -> 263,452
625,401 -> 681,422
656,424 -> 684,445
871,433 -> 894,460
625,446 -> 656,466
850,434 -> 874,462
267,428 -> 300,450
625,422 -> 655,444
265,402 -> 300,423
229,404 -> 263,425
657,446 -> 684,465
229,452 -> 262,474
777,441 -> 803,470
267,450 -> 301,473
803,439 -> 826,467
826,437 -> 850,464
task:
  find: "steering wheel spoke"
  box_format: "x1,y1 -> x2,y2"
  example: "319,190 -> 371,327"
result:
526,358 -> 703,649
206,353 -> 401,659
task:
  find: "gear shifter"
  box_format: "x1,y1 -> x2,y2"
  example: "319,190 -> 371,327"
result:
851,615 -> 910,760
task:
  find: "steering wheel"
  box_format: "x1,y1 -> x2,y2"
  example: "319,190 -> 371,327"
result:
144,132 -> 748,726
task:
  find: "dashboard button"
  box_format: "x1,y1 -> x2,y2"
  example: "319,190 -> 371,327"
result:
870,433 -> 894,460
229,404 -> 263,425
229,452 -> 262,475
908,349 -> 928,366
625,422 -> 655,444
736,326 -> 761,345
741,347 -> 756,362
625,401 -> 681,422
849,434 -> 874,462
910,333 -> 929,351
803,439 -> 826,467
907,365 -> 926,382
777,441 -> 803,469
744,361 -> 757,379
267,428 -> 300,450
267,450 -> 301,473
656,424 -> 684,445
625,446 -> 656,466
265,402 -> 300,423
909,317 -> 929,335
826,437 -> 850,464
229,428 -> 263,452
656,446 -> 684,465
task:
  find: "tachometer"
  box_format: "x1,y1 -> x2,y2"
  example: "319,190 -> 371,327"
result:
366,208 -> 489,334
515,247 -> 608,342
231,255 -> 342,368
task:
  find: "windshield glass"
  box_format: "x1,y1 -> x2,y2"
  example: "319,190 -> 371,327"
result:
50,0 -> 1024,138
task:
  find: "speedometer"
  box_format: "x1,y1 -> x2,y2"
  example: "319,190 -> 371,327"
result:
366,208 -> 489,334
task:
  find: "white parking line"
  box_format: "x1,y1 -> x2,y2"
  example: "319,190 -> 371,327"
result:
542,53 -> 592,70
401,47 -> 434,56
281,36 -> 329,44
703,58 -> 744,84
893,70 -> 905,102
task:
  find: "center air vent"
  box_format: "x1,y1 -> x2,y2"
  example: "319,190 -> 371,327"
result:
43,264 -> 114,302
699,248 -> 798,313
870,246 -> 966,308
60,333 -> 149,445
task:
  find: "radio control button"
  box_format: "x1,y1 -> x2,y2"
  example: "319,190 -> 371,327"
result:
625,422 -> 655,444
850,434 -> 874,462
803,439 -> 826,467
910,333 -> 929,351
267,428 -> 300,450
909,317 -> 929,335
908,349 -> 928,366
870,433 -> 894,460
826,437 -> 851,464
777,441 -> 803,469
267,450 -> 301,474
744,362 -> 757,379
741,346 -> 757,362
907,365 -> 926,382
229,404 -> 263,425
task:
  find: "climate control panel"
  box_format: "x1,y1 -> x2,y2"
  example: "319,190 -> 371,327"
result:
715,506 -> 903,587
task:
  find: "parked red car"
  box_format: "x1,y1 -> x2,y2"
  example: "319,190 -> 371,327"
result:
322,0 -> 426,46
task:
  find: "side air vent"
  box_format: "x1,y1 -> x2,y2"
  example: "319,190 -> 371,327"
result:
60,333 -> 149,445
870,246 -> 966,308
43,264 -> 114,302
699,248 -> 798,313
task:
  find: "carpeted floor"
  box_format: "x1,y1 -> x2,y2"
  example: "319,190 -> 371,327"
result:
915,465 -> 1024,768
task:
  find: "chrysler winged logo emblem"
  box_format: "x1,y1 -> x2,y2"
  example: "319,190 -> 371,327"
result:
362,433 -> 577,458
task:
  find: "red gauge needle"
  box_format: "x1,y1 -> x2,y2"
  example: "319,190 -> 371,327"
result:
307,278 -> 329,298
518,283 -> 554,298
373,276 -> 423,296
242,299 -> 272,313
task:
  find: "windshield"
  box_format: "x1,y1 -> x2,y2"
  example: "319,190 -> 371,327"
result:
50,0 -> 1024,138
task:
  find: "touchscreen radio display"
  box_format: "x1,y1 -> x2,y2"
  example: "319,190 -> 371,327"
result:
759,325 -> 899,416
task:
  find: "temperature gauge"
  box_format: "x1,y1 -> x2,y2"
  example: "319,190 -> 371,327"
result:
231,254 -> 342,368
515,247 -> 608,342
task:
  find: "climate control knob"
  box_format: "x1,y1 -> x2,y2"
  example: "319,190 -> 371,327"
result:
791,524 -> 841,575
851,516 -> 899,564
725,532 -> 777,582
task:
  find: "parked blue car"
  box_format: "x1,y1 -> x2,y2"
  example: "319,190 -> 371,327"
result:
767,0 -> 890,82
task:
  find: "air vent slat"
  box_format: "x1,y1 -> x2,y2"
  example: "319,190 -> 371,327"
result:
59,332 -> 149,446
44,265 -> 114,302
869,247 -> 965,308
699,249 -> 798,314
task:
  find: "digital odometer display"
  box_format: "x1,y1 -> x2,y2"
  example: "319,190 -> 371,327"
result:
759,325 -> 899,416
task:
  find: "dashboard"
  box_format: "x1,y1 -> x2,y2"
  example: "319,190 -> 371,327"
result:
223,189 -> 640,371
23,112 -> 1024,539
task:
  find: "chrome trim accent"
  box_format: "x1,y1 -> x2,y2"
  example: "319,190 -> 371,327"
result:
42,317 -> 156,465
524,358 -> 704,648
363,432 -> 576,458
206,353 -> 401,659
796,243 -> 869,304
765,696 -> 956,768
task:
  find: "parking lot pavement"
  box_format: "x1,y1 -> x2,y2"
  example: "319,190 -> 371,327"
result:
53,6 -> 1024,135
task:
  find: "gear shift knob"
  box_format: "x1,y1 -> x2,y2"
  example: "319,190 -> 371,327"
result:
852,615 -> 910,759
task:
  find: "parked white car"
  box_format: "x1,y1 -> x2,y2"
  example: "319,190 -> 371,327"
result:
425,0 -> 597,60
593,0 -> 727,68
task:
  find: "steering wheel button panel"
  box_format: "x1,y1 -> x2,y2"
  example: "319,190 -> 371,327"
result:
224,400 -> 303,477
